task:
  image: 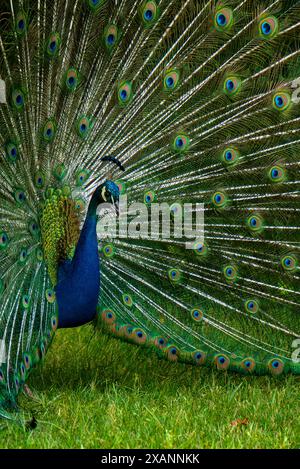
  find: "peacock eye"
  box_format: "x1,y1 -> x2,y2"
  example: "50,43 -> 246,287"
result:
259,16 -> 279,39
214,7 -> 233,31
141,1 -> 158,25
117,81 -> 133,105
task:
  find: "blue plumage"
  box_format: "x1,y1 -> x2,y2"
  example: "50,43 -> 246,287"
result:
56,180 -> 119,328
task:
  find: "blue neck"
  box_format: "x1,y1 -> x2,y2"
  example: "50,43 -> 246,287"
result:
55,197 -> 100,328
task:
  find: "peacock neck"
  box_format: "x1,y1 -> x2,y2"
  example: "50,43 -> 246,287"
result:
87,192 -> 99,219
55,193 -> 101,329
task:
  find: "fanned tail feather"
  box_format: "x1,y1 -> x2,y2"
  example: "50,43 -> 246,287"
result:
0,0 -> 300,419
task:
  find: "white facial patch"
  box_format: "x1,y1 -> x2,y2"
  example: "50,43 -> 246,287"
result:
101,186 -> 107,201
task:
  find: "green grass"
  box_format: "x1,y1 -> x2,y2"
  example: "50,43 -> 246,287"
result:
0,326 -> 299,449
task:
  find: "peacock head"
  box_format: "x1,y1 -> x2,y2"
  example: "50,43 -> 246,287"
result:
91,180 -> 120,213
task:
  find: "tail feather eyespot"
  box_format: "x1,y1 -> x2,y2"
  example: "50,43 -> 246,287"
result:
141,1 -> 159,25
259,16 -> 279,39
65,68 -> 79,91
117,81 -> 133,105
166,345 -> 179,362
101,309 -> 116,325
214,8 -> 233,31
132,328 -> 147,345
192,351 -> 206,365
241,358 -> 256,372
104,25 -> 118,49
5,142 -> 19,163
46,33 -> 61,57
215,354 -> 230,371
268,358 -> 285,376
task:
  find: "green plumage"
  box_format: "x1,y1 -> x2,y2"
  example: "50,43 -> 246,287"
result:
0,0 -> 300,421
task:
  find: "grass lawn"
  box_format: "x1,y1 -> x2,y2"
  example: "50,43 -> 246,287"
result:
0,326 -> 299,449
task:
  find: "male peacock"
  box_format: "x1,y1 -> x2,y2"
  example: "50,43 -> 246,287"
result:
0,0 -> 300,421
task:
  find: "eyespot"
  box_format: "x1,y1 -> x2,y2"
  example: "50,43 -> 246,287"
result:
28,219 -> 40,238
259,16 -> 278,39
269,165 -> 286,183
215,354 -> 230,370
117,81 -> 133,105
65,68 -> 79,91
42,119 -> 56,142
245,299 -> 259,314
221,147 -> 239,166
223,265 -> 238,282
15,12 -> 27,35
74,197 -> 86,212
19,361 -> 26,381
192,350 -> 206,365
154,337 -> 167,349
191,308 -> 204,322
281,255 -> 297,273
132,328 -> 147,345
0,232 -> 9,250
76,115 -> 92,139
214,8 -> 233,31
193,242 -> 208,257
166,345 -> 179,362
46,288 -> 56,303
224,76 -> 241,96
86,0 -> 103,10
51,315 -> 58,331
103,244 -> 115,258
173,134 -> 190,153
76,169 -> 89,187
273,92 -> 291,112
14,188 -> 26,204
46,33 -> 61,57
122,293 -> 133,307
14,373 -> 21,391
104,24 -> 118,49
19,248 -> 28,263
101,309 -> 116,325
36,248 -> 44,262
5,142 -> 19,163
22,294 -> 30,309
34,171 -> 45,189
121,325 -> 134,339
23,353 -> 32,370
268,358 -> 284,375
246,214 -> 264,233
53,163 -> 66,181
11,89 -> 25,110
141,1 -> 158,25
164,70 -> 180,91
168,268 -> 182,284
144,190 -> 155,204
212,191 -> 227,208
241,358 -> 256,372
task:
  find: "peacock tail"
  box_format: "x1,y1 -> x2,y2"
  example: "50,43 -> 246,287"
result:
0,0 -> 300,419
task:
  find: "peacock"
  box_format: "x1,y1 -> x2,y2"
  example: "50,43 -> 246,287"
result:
0,0 -> 300,422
